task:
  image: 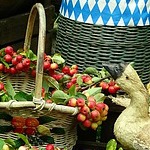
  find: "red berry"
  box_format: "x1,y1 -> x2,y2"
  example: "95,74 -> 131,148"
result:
12,57 -> 18,65
25,117 -> 39,127
43,61 -> 51,71
5,46 -> 14,55
16,55 -> 23,62
99,81 -> 109,90
109,80 -> 115,86
114,84 -> 120,91
55,74 -> 63,81
108,86 -> 117,94
11,116 -> 26,128
31,69 -> 36,77
71,77 -> 77,84
10,67 -> 17,74
0,63 -> 4,71
66,82 -> 74,89
0,82 -> 4,90
13,127 -> 24,134
71,65 -> 78,70
50,63 -> 58,70
25,127 -> 36,135
62,66 -> 70,74
46,144 -> 54,150
16,62 -> 23,71
69,69 -> 77,76
22,58 -> 30,67
4,54 -> 12,63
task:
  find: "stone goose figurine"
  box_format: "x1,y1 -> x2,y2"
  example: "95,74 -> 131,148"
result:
103,62 -> 150,150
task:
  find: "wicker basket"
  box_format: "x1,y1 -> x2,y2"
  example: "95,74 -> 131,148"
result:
0,3 -> 78,149
55,15 -> 150,85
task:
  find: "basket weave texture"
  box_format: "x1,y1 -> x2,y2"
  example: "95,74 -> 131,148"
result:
55,15 -> 150,84
0,4 -> 78,150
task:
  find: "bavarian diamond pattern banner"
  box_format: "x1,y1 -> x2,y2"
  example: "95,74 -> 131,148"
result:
60,0 -> 150,26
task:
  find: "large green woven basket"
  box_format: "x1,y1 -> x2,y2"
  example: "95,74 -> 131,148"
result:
55,15 -> 150,84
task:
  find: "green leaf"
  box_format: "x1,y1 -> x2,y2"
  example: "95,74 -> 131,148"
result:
118,147 -> 123,150
0,138 -> 5,150
51,53 -> 65,64
84,87 -> 102,96
0,112 -> 13,121
1,59 -> 9,68
0,93 -> 11,102
38,116 -> 57,124
5,80 -> 16,99
15,133 -> 30,146
0,126 -> 13,133
51,127 -> 65,135
25,50 -> 37,61
92,77 -> 101,83
94,93 -> 106,102
75,92 -> 87,100
40,136 -> 54,144
84,67 -> 99,75
4,138 -> 16,148
51,90 -> 69,104
106,139 -> 117,150
14,91 -> 33,101
13,138 -> 25,148
43,75 -> 59,90
76,75 -> 83,86
68,84 -> 76,96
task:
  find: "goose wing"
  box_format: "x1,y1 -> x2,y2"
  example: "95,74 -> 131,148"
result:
133,124 -> 150,150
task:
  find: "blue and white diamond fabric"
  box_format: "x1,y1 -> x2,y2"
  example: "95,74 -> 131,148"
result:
59,0 -> 150,26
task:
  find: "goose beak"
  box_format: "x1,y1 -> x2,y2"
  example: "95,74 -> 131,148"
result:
102,62 -> 127,80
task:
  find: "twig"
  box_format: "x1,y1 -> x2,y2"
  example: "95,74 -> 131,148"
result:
77,75 -> 111,92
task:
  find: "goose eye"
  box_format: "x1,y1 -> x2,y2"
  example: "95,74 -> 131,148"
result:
126,76 -> 129,80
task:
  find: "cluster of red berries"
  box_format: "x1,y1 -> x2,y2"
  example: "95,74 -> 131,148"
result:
66,74 -> 92,89
0,46 -> 32,75
99,80 -> 120,95
11,116 -> 39,135
67,95 -> 109,130
18,144 -> 60,150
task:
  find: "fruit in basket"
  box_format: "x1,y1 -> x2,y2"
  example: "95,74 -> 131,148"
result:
13,127 -> 24,134
25,127 -> 36,135
95,102 -> 105,113
18,146 -> 28,150
16,62 -> 24,71
0,63 -> 4,71
76,98 -> 85,107
2,144 -> 10,150
67,97 -> 77,107
4,46 -> 14,55
108,85 -> 117,94
82,119 -> 92,128
25,117 -> 39,128
87,99 -> 96,110
91,122 -> 98,130
62,66 -> 70,74
91,110 -> 101,121
11,116 -> 26,128
44,61 -> 51,71
16,54 -> 23,62
77,113 -> 86,122
79,105 -> 90,115
99,81 -> 109,90
4,54 -> 12,63
50,63 -> 58,70
46,144 -> 55,150
0,82 -> 4,91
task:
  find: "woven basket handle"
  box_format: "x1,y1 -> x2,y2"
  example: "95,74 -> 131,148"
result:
24,3 -> 46,101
